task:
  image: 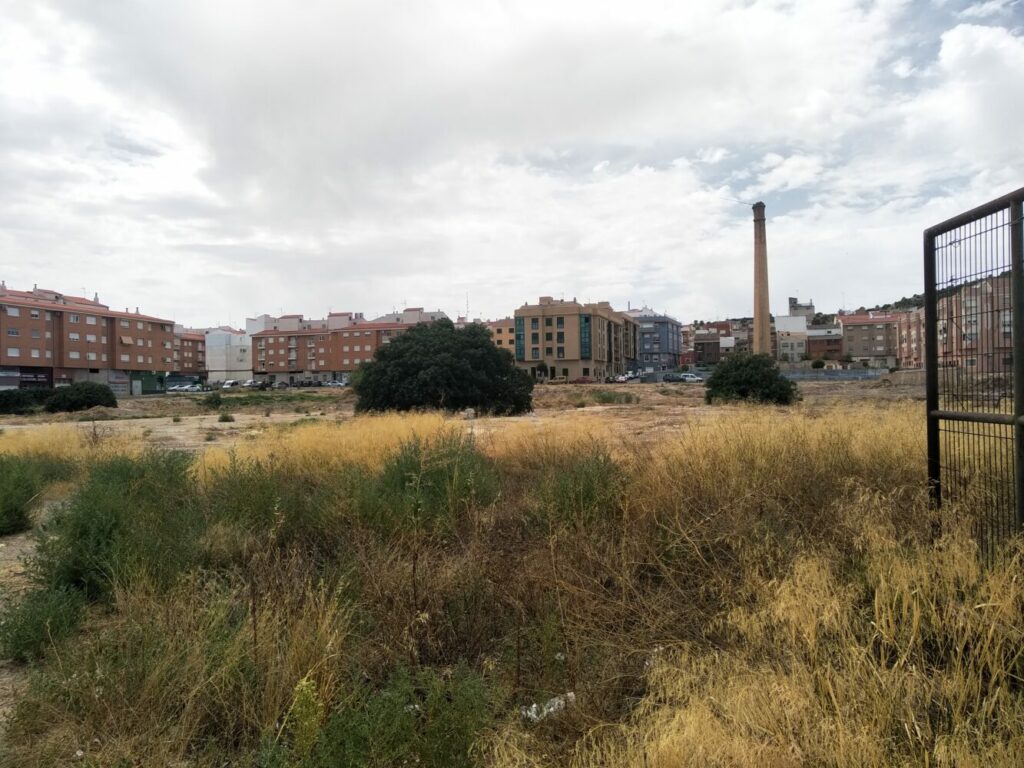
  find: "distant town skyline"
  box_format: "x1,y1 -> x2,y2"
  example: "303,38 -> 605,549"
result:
2,1 -> 1022,327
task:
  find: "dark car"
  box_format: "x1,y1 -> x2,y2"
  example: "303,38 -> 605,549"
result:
662,372 -> 684,382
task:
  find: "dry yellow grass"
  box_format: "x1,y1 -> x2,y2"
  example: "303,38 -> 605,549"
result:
0,423 -> 146,463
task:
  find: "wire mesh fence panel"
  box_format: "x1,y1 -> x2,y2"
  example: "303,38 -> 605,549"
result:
925,188 -> 1024,561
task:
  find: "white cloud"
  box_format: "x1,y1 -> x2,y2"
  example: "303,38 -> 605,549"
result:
958,0 -> 1019,19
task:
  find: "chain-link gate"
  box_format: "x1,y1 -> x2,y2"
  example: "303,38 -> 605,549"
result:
925,187 -> 1024,561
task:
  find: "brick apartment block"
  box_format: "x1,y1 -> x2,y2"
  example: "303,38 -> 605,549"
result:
0,284 -> 175,395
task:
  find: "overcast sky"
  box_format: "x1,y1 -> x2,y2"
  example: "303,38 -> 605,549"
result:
2,0 -> 1023,327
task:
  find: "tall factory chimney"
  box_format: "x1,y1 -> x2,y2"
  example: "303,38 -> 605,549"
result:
752,201 -> 771,355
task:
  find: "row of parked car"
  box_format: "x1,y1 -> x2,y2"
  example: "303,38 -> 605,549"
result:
221,379 -> 349,390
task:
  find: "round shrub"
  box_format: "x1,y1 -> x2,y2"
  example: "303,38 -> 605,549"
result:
811,358 -> 826,369
44,382 -> 117,413
354,319 -> 533,415
704,353 -> 798,405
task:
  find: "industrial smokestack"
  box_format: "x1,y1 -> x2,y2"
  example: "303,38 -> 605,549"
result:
752,201 -> 771,355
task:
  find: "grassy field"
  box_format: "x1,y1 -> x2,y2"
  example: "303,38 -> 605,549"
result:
0,385 -> 1021,766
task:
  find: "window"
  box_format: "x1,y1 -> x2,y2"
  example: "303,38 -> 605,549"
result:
582,368 -> 589,377
545,318 -> 552,327
8,347 -> 22,357
5,307 -> 19,317
545,346 -> 553,356
6,328 -> 18,336
556,347 -> 565,359
120,319 -> 129,328
556,317 -> 564,329
69,313 -> 79,323
120,353 -> 129,363
86,334 -> 96,342
86,352 -> 97,361
530,318 -> 539,330
531,347 -> 540,360
136,338 -> 144,346
69,332 -> 80,341
531,332 -> 539,344
101,354 -> 107,362
69,351 -> 80,360
496,328 -> 503,334
137,354 -> 144,363
556,332 -> 564,343
545,332 -> 552,341
507,327 -> 514,334
31,349 -> 40,359
136,321 -> 144,330
86,315 -> 97,325
31,329 -> 40,339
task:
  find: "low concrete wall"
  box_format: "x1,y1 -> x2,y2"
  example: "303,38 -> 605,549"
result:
888,369 -> 926,387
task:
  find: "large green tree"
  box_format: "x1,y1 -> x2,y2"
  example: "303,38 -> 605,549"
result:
354,320 -> 533,415
704,353 -> 798,405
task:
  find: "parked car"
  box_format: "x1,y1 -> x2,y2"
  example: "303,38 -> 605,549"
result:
679,373 -> 704,383
222,380 -> 240,389
569,376 -> 594,384
184,384 -> 202,392
273,381 -> 289,389
662,372 -> 684,382
326,380 -> 346,388
241,379 -> 258,388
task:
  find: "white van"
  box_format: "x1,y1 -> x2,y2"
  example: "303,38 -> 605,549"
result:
221,380 -> 240,389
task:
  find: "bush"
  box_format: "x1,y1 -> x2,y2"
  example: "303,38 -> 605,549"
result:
0,587 -> 84,662
704,353 -> 797,405
303,665 -> 494,768
218,412 -> 235,423
0,455 -> 45,535
357,431 -> 498,536
354,319 -> 533,415
203,391 -> 223,409
811,358 -> 826,369
32,452 -> 199,600
44,382 -> 117,413
0,389 -> 35,415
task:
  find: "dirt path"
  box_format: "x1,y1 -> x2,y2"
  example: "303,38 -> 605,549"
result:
0,500 -> 53,725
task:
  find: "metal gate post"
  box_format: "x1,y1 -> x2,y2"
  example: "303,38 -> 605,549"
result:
924,229 -> 941,508
1011,198 -> 1024,531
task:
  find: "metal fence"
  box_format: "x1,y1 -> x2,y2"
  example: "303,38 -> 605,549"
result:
925,186 -> 1024,560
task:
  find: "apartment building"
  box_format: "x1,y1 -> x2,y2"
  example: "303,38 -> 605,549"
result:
172,327 -> 206,379
807,326 -> 843,360
203,327 -> 253,383
252,316 -> 443,383
788,296 -> 815,321
775,315 -> 809,363
485,318 -> 517,352
693,330 -> 721,365
897,309 -> 925,369
627,307 -> 683,372
372,307 -> 450,325
934,272 -> 1012,373
513,296 -> 637,380
838,311 -> 901,368
0,283 -> 174,394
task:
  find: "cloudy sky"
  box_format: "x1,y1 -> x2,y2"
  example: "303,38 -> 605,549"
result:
1,0 -> 1022,327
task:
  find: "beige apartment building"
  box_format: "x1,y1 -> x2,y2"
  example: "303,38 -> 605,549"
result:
839,312 -> 901,368
512,297 -> 637,380
0,283 -> 175,394
486,317 -> 516,352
